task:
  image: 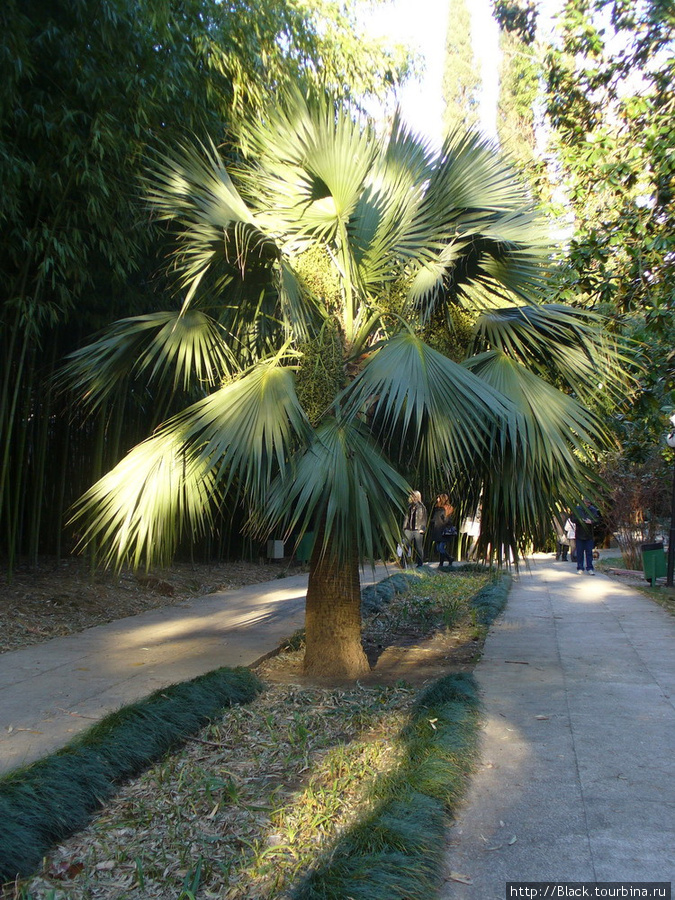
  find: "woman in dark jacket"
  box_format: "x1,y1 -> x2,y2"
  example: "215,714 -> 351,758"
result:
430,493 -> 455,568
403,490 -> 428,567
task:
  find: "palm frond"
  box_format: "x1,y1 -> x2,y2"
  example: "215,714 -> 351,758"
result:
147,139 -> 280,306
346,117 -> 434,288
467,350 -> 608,459
472,304 -> 632,401
402,129 -> 551,314
70,429 -> 219,570
406,240 -> 468,308
460,351 -> 608,563
234,88 -> 378,247
260,417 -> 409,564
168,357 -> 312,507
71,358 -> 312,568
341,332 -> 515,476
61,311 -> 234,410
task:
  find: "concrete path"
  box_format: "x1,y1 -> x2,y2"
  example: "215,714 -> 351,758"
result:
442,555 -> 675,894
0,564 -> 392,776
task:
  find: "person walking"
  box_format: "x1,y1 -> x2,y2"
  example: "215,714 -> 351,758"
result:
430,493 -> 456,568
461,511 -> 481,561
565,510 -> 577,562
572,499 -> 601,574
553,512 -> 570,561
403,490 -> 428,567
564,513 -> 577,563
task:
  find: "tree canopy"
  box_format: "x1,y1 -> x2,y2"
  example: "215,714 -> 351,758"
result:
543,0 -> 675,451
0,0 -> 412,567
493,0 -> 675,539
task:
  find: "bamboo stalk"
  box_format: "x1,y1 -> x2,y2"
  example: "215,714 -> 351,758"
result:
0,323 -> 30,575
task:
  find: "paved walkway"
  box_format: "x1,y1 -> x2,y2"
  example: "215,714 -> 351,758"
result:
442,555 -> 675,894
3,554 -> 675,889
0,564 -> 391,775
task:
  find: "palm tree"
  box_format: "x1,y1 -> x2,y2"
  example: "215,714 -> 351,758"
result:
65,90 -> 623,679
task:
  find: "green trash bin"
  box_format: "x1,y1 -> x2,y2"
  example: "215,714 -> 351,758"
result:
296,531 -> 315,564
641,541 -> 667,586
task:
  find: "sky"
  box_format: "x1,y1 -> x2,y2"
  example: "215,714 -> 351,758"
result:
363,0 -> 500,146
363,0 -> 564,148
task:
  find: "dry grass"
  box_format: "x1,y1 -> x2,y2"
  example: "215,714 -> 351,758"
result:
20,680 -> 414,900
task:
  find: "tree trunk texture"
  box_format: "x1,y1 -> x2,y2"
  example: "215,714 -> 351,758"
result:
303,532 -> 370,680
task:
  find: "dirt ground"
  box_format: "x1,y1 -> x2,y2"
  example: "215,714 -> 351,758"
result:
256,598 -> 484,688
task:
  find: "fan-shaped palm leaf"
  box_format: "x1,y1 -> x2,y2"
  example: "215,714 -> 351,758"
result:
165,357 -> 312,505
71,429 -> 219,570
148,139 -> 279,306
473,304 -> 631,402
467,350 -> 608,460
234,87 -> 378,246
61,311 -> 234,411
341,332 -> 515,475
148,142 -> 322,342
460,350 -> 608,561
261,417 -> 409,564
72,357 -> 312,567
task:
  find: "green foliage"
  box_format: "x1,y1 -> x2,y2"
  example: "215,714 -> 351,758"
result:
0,0 -> 409,329
290,673 -> 482,900
442,0 -> 481,132
70,88 -> 625,574
544,0 -> 675,321
470,574 -> 511,625
492,0 -> 538,44
0,0 -> 412,567
610,311 -> 675,458
0,667 -> 263,882
540,0 -> 675,515
496,28 -> 542,191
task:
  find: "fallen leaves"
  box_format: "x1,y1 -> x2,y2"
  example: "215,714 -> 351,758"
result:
449,870 -> 474,884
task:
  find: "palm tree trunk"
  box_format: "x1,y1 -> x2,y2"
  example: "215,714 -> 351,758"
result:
303,525 -> 370,680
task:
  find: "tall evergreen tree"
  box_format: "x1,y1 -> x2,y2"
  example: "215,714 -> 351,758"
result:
442,0 -> 481,132
494,2 -> 541,189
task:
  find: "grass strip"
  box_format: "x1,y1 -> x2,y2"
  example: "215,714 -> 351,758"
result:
0,666 -> 263,883
470,573 -> 511,625
289,672 -> 482,900
360,571 -> 419,615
